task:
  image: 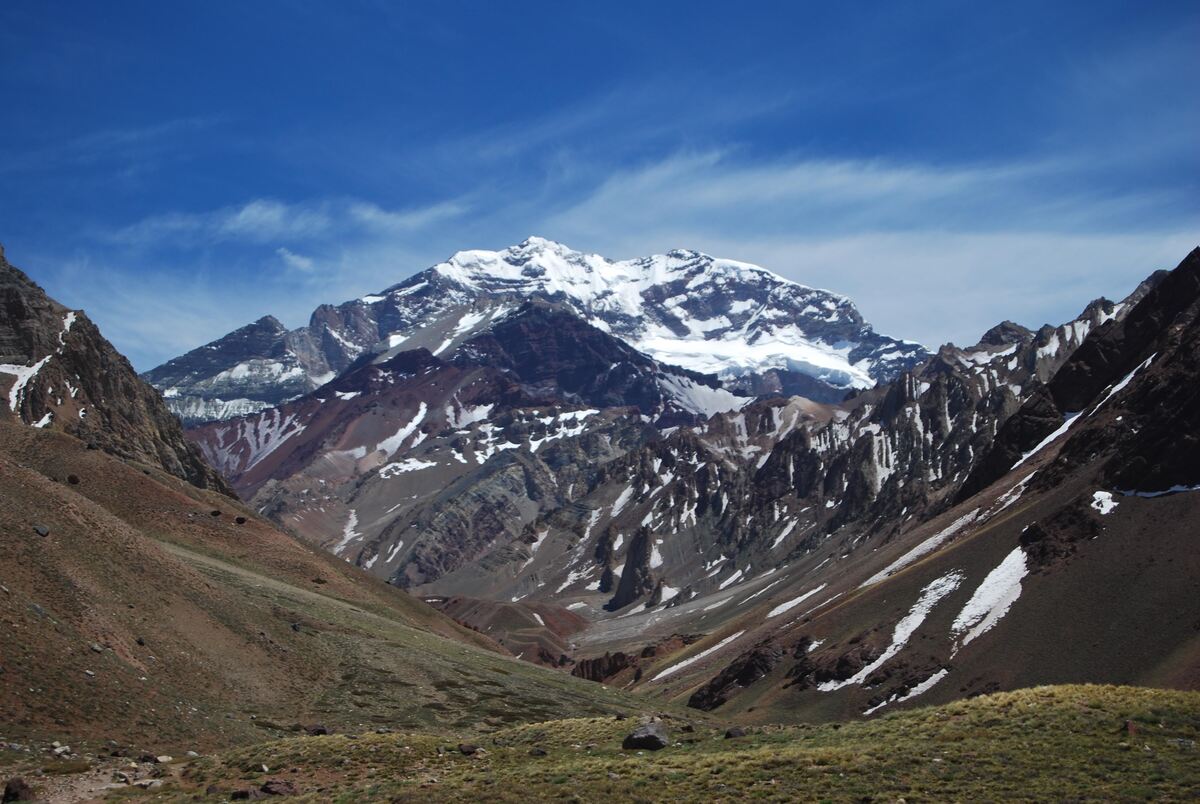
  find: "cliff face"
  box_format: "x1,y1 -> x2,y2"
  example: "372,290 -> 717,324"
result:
0,247 -> 233,495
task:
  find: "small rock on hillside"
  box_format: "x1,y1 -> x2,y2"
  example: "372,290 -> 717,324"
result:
622,722 -> 669,751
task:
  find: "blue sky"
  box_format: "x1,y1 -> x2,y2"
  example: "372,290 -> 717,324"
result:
2,1 -> 1197,369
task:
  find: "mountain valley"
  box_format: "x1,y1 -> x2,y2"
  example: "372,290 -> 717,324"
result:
5,5 -> 1198,800
2,241 -> 1197,801
165,243 -> 1200,722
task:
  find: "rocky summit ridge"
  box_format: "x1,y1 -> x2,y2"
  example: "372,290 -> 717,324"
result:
143,237 -> 927,424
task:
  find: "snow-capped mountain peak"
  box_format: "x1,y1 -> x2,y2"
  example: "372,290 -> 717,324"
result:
145,238 -> 928,424
432,237 -> 831,313
421,237 -> 920,392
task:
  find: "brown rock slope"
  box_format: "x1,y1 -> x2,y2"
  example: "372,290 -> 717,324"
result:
0,420 -> 644,757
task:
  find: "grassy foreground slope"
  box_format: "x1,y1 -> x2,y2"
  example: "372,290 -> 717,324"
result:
0,421 -> 645,757
122,685 -> 1200,801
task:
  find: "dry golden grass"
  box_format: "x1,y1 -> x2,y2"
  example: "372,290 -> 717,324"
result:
134,684 -> 1200,802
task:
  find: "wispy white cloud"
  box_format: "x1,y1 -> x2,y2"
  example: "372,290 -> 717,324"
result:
540,150 -> 1183,240
347,199 -> 469,233
275,246 -> 315,273
106,196 -> 469,248
108,199 -> 332,246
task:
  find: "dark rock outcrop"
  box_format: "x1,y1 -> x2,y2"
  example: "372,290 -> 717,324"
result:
605,528 -> 656,611
571,651 -> 637,683
622,722 -> 669,751
260,779 -> 298,796
2,778 -> 34,803
1019,500 -> 1104,569
687,640 -> 785,711
455,300 -> 725,423
0,248 -> 232,494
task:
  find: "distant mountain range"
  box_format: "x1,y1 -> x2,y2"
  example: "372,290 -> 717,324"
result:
142,237 -> 927,425
152,232 -> 1200,721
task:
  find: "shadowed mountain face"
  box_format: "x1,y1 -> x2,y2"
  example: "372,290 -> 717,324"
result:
144,238 -> 927,425
451,300 -> 723,415
0,248 -> 232,494
961,251 -> 1198,500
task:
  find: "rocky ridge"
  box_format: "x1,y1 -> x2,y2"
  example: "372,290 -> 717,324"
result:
595,247 -> 1200,720
0,247 -> 231,493
188,252 -> 1154,622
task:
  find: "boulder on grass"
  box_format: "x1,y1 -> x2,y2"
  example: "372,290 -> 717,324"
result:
622,723 -> 669,751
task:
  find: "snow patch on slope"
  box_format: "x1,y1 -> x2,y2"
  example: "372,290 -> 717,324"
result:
1090,491 -> 1118,515
651,630 -> 746,681
950,547 -> 1028,652
377,402 -> 428,458
379,457 -> 437,477
863,668 -> 950,715
861,510 -> 979,588
819,571 -> 963,691
657,372 -> 750,417
333,510 -> 361,556
1,312 -> 78,416
766,584 -> 828,618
